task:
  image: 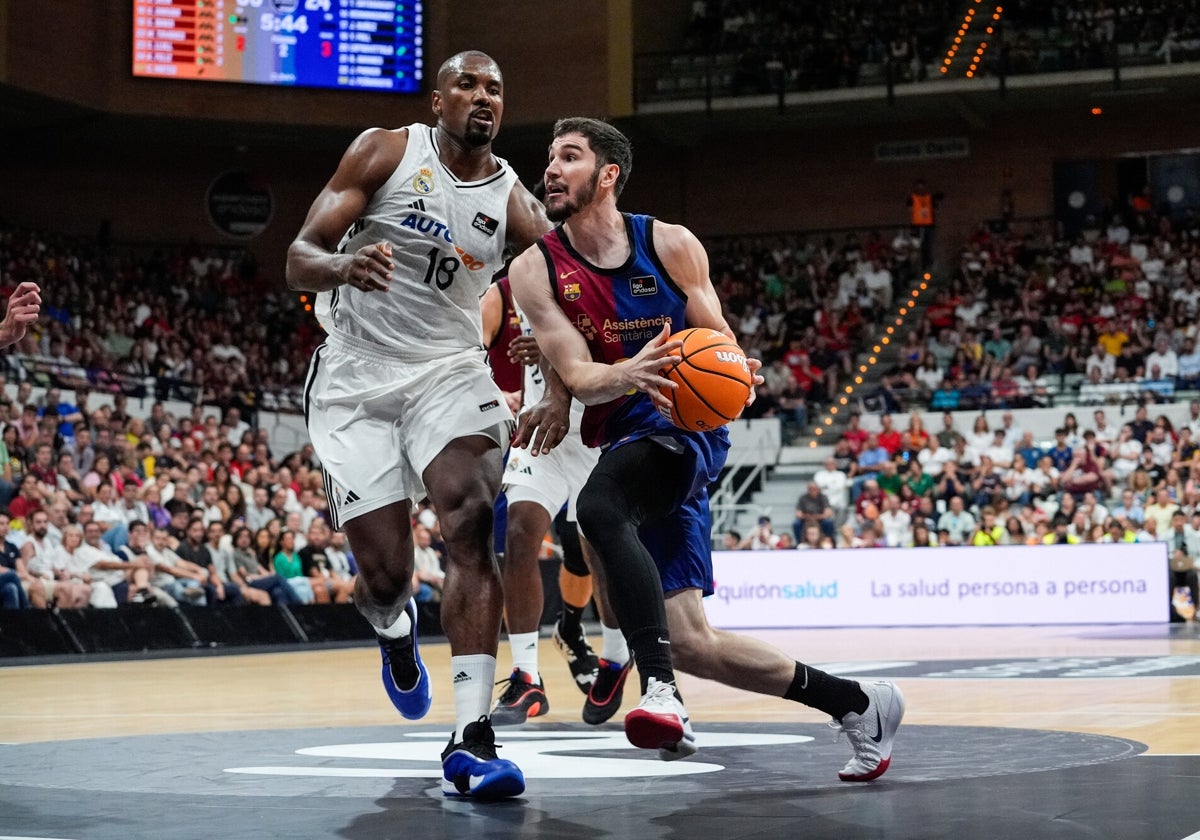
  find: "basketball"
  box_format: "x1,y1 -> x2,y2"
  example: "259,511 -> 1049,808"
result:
658,327 -> 753,431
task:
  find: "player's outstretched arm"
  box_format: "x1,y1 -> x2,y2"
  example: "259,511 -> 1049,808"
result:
286,128 -> 407,294
509,249 -> 681,411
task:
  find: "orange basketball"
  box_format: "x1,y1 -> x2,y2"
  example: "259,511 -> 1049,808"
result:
658,327 -> 753,432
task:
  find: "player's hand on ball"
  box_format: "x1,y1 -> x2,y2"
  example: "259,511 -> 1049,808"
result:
745,356 -> 764,408
624,323 -> 681,412
657,328 -> 752,431
344,242 -> 392,291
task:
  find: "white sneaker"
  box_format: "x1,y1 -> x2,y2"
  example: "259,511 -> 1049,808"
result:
833,680 -> 905,781
624,677 -> 698,761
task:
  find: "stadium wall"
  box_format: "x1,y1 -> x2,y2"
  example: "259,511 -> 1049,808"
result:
2,1 -> 618,127
5,4 -> 1200,277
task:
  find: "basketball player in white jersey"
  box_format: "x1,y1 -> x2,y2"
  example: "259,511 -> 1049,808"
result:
286,51 -> 551,800
480,280 -> 632,728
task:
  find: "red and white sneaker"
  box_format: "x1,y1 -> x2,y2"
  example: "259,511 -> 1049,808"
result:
624,677 -> 698,761
834,680 -> 905,781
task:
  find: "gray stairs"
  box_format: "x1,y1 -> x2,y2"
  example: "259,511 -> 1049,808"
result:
730,462 -> 819,539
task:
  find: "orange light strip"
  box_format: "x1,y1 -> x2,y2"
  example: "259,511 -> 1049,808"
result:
941,3 -> 978,75
808,273 -> 931,448
967,6 -> 1003,78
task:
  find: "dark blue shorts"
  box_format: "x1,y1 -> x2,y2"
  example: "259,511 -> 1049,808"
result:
608,430 -> 727,598
639,489 -> 715,596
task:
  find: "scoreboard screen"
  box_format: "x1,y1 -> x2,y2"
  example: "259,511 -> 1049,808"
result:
133,0 -> 423,93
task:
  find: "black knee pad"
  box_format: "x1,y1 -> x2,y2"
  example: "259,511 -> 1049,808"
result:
554,509 -> 588,577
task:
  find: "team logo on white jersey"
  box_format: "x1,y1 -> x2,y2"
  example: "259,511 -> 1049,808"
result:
412,167 -> 434,194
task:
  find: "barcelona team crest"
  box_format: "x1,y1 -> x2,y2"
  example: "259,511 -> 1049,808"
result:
563,282 -> 582,301
412,167 -> 434,195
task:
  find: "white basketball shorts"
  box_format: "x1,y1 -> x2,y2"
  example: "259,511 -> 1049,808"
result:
503,428 -> 600,522
305,334 -> 513,529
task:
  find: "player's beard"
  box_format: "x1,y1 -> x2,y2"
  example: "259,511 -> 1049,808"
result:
546,170 -> 599,222
464,108 -> 496,148
464,125 -> 492,148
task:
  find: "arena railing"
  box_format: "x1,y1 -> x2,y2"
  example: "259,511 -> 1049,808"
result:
2,353 -> 305,417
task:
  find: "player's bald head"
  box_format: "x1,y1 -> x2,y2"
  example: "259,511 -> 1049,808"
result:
436,51 -> 501,88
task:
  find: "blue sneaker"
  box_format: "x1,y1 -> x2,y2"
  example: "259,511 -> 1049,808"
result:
441,717 -> 526,799
377,598 -> 431,720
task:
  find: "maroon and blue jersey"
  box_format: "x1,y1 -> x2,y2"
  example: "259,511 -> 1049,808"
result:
486,277 -> 524,395
536,214 -> 729,500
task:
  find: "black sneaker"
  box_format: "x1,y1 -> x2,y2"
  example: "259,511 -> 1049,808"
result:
440,717 -> 525,798
552,622 -> 599,694
490,668 -> 550,726
583,658 -> 631,725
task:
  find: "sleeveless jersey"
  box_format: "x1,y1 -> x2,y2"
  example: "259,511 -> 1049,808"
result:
498,276 -> 587,428
317,123 -> 519,360
909,192 -> 934,227
486,278 -> 524,394
536,213 -> 727,457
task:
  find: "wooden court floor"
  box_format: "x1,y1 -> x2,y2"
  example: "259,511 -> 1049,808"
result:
3,623 -> 1200,839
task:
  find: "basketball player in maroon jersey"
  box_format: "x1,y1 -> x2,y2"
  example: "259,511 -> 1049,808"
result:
509,117 -> 904,780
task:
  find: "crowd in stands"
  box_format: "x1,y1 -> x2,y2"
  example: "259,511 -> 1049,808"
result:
726,401 -> 1200,615
681,0 -> 955,93
875,197 -> 1200,415
1002,1 -> 1200,73
9,185 -> 1200,617
0,220 -> 487,614
707,225 -> 927,438
0,225 -> 320,413
720,193 -> 1200,620
0,380 -> 421,611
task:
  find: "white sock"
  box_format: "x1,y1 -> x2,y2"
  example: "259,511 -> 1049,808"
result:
376,608 -> 412,639
507,631 -> 540,683
451,653 -> 497,743
600,624 -> 629,664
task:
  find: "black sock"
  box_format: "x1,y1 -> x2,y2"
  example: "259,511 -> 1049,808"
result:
627,626 -> 674,693
558,601 -> 586,639
783,662 -> 868,720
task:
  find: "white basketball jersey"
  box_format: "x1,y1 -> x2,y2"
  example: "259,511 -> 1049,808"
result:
514,299 -> 585,427
316,124 -> 519,360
